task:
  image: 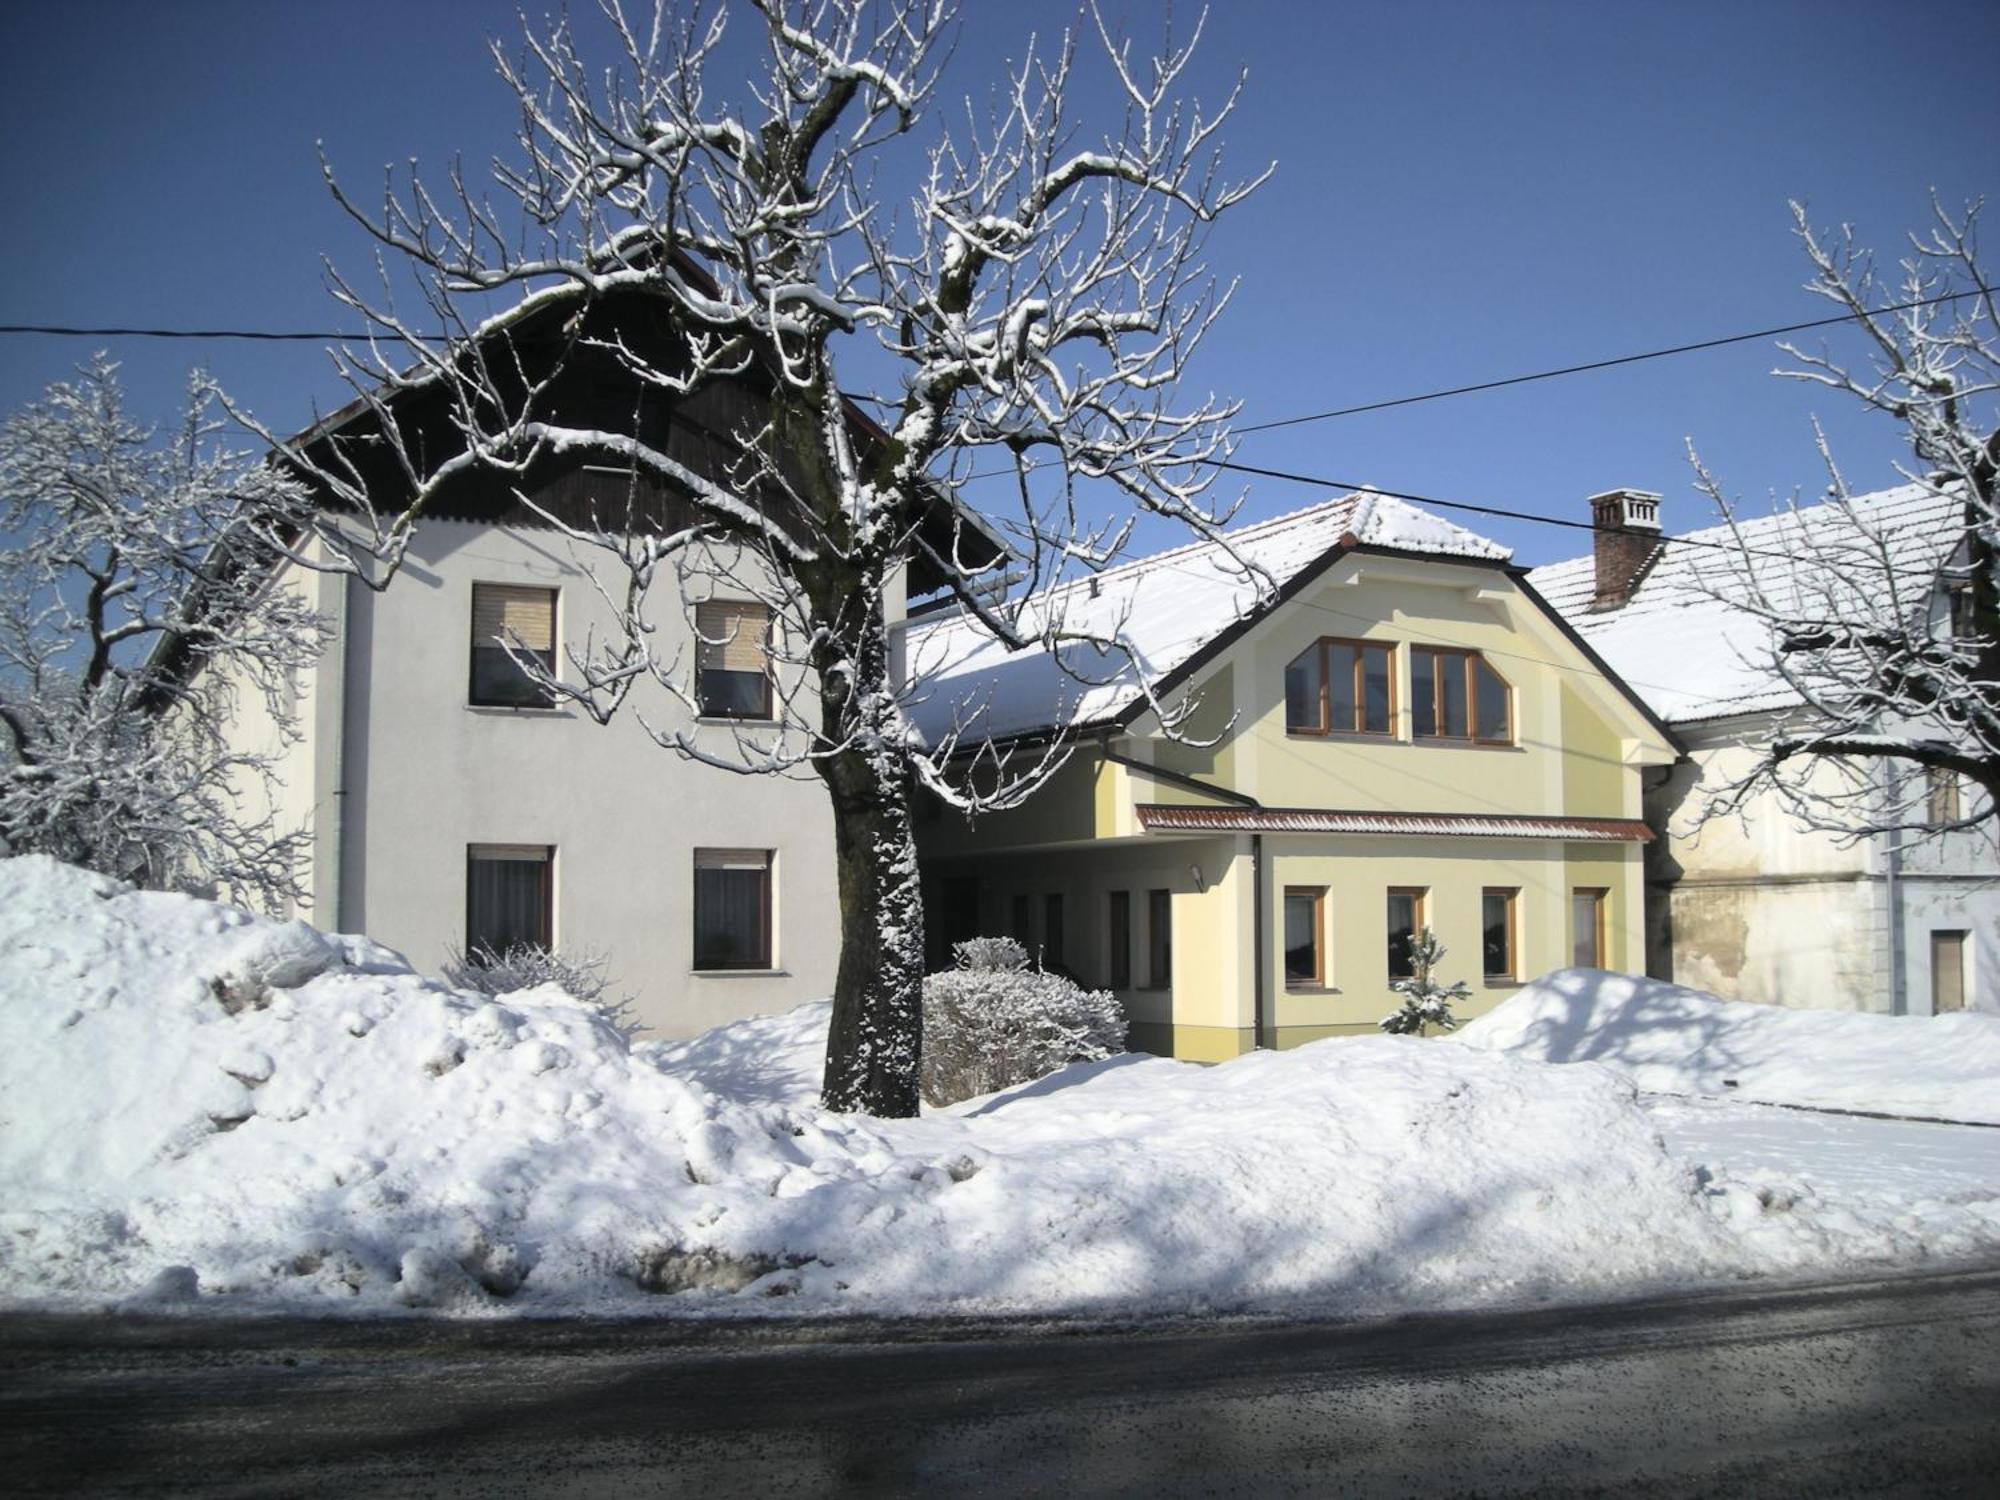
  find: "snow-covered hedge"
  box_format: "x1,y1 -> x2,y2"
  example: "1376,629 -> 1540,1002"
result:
443,943 -> 641,1042
920,937 -> 1125,1106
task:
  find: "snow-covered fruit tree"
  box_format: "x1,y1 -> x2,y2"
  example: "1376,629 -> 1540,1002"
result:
443,942 -> 643,1044
1689,196 -> 2000,843
920,937 -> 1124,1107
254,0 -> 1266,1116
0,358 -> 322,907
1379,930 -> 1471,1038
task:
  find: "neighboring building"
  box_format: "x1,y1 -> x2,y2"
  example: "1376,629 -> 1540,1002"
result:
1528,485 -> 1998,1016
907,491 -> 1681,1061
230,295 -> 993,1040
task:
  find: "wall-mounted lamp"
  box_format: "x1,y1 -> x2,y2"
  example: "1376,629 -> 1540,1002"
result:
1189,864 -> 1207,894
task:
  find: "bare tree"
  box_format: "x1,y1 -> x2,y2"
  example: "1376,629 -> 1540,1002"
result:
249,0 -> 1265,1116
1688,195 -> 2000,844
0,356 -> 324,905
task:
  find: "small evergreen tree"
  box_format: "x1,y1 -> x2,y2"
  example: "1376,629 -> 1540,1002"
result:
1380,928 -> 1472,1037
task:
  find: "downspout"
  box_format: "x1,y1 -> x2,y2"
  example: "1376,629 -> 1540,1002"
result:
319,568 -> 350,932
1097,736 -> 1272,1049
1882,760 -> 1905,1016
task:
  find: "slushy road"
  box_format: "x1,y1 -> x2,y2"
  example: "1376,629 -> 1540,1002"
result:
5,1264 -> 1997,1497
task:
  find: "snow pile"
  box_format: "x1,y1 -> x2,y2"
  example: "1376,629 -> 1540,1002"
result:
3,857 -> 1996,1318
1461,968 -> 2000,1124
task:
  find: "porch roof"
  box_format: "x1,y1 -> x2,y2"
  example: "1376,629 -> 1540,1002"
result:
1134,803 -> 1653,842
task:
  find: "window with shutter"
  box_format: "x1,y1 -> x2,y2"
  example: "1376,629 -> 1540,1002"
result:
695,600 -> 773,719
469,584 -> 557,707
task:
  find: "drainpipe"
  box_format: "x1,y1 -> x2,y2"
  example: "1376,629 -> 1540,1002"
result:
1096,735 -> 1271,1049
1882,760 -> 1905,1016
320,567 -> 351,932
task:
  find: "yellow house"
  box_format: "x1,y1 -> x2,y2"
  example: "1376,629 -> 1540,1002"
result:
907,491 -> 1682,1061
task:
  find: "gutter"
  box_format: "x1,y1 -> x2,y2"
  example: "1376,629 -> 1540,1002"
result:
1096,735 -> 1271,1050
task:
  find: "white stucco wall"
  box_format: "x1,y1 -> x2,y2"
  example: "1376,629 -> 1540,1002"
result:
323,518 -> 841,1040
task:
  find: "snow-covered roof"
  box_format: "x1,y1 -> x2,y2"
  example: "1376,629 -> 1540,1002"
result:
1526,484 -> 1962,725
905,490 -> 1511,744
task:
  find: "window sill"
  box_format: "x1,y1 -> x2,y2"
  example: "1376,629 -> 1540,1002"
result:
1285,984 -> 1341,996
1285,729 -> 1398,743
466,703 -> 573,719
694,715 -> 781,728
1410,738 -> 1521,752
691,967 -> 789,978
1483,977 -> 1520,988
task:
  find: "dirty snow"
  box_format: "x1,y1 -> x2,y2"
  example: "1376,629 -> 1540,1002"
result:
906,490 -> 1512,744
3,857 -> 1998,1319
1460,967 -> 2000,1123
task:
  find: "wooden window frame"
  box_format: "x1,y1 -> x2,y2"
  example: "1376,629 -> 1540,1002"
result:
1481,887 -> 1519,982
692,849 -> 774,972
1932,929 -> 1969,1013
1144,888 -> 1173,990
1571,887 -> 1608,969
464,843 -> 554,957
1386,886 -> 1427,981
1108,890 -> 1133,989
1411,646 -> 1513,746
1283,885 -> 1328,990
694,600 -> 775,722
1285,637 -> 1398,738
1927,768 -> 1963,828
468,583 -> 558,709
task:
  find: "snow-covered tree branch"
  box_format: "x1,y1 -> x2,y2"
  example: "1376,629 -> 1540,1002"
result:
1688,195 -> 2000,845
267,0 -> 1264,1115
0,357 -> 324,905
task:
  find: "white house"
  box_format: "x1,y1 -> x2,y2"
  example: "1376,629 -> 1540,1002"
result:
1528,485 -> 1998,1016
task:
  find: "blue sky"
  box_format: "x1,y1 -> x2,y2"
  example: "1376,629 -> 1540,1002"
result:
2,0 -> 1994,567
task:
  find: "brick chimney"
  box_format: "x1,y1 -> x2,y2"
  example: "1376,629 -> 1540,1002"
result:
1588,488 -> 1663,611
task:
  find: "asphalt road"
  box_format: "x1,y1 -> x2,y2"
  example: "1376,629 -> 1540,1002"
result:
5,1265 -> 1999,1498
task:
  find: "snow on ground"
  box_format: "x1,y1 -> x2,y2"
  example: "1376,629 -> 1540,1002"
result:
3,856 -> 1998,1320
1460,967 -> 2000,1124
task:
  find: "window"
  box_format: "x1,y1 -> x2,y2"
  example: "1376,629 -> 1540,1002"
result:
693,849 -> 772,970
1932,930 -> 1969,1013
1950,585 -> 1978,640
470,584 -> 557,708
695,600 -> 772,719
1108,891 -> 1133,989
1482,888 -> 1518,981
1043,893 -> 1065,970
1285,638 -> 1395,736
1387,887 -> 1426,980
1571,888 -> 1607,969
1927,768 -> 1963,828
1411,647 -> 1511,744
1146,888 -> 1172,989
466,844 -> 553,956
1283,887 -> 1326,988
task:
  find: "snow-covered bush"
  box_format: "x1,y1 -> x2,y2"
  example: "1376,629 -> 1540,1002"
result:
444,943 -> 642,1042
921,937 -> 1125,1107
1380,929 -> 1473,1037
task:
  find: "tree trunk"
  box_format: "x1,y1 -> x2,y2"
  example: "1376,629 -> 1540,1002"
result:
811,558 -> 926,1118
818,742 -> 925,1115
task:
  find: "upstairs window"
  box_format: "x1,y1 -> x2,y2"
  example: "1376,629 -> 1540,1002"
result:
1412,647 -> 1511,744
696,600 -> 772,720
1927,768 -> 1963,828
466,844 -> 553,956
1285,638 -> 1395,736
470,584 -> 557,708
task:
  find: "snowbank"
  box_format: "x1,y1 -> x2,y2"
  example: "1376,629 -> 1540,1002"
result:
1460,968 -> 2000,1124
3,858 -> 1997,1318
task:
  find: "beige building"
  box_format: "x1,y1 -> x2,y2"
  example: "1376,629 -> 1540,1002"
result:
1529,484 -> 1998,1017
909,492 -> 1680,1061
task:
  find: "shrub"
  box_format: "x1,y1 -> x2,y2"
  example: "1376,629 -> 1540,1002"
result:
921,936 -> 1125,1107
444,942 -> 643,1043
1379,928 -> 1473,1037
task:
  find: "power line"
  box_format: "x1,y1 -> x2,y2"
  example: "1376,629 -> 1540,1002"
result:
1,286 -> 1981,427
0,324 -> 444,343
